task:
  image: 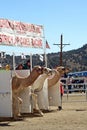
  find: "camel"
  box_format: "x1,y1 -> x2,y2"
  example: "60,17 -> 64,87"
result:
48,66 -> 69,110
12,66 -> 46,92
31,67 -> 53,116
12,66 -> 52,119
32,68 -> 52,92
31,66 -> 69,115
32,66 -> 68,116
32,66 -> 69,115
48,66 -> 68,88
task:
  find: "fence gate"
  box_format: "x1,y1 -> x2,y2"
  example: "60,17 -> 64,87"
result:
0,71 -> 12,117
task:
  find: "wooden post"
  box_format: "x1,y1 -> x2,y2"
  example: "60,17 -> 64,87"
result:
53,34 -> 70,66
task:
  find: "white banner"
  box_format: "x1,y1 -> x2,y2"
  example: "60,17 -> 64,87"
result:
0,19 -> 44,48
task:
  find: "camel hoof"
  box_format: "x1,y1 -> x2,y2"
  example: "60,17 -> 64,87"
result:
58,106 -> 62,111
39,112 -> 44,117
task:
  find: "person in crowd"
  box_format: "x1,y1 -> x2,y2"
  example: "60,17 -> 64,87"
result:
67,76 -> 72,93
58,81 -> 64,110
23,60 -> 31,69
64,72 -> 68,78
5,64 -> 10,70
16,64 -> 23,70
60,81 -> 64,101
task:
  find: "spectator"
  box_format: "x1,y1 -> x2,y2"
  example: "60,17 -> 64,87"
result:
23,60 -> 31,69
60,81 -> 64,100
16,64 -> 23,70
64,72 -> 68,78
58,81 -> 64,110
5,64 -> 10,70
67,76 -> 72,93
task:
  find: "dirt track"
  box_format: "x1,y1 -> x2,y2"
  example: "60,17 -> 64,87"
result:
0,101 -> 87,130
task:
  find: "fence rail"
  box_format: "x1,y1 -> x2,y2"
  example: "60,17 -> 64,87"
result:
61,77 -> 87,102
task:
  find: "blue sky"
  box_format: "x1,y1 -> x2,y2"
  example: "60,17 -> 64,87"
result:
0,0 -> 87,55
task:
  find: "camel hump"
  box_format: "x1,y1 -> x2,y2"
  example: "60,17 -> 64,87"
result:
13,71 -> 29,78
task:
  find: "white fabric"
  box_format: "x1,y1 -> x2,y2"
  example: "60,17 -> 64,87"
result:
0,71 -> 12,117
48,81 -> 61,107
36,79 -> 49,110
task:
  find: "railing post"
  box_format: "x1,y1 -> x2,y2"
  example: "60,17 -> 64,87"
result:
85,83 -> 87,101
66,85 -> 69,101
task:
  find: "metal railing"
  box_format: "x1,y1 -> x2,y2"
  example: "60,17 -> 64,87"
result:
61,77 -> 87,102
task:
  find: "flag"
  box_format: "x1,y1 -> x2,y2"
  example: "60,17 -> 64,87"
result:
46,40 -> 50,49
39,54 -> 44,61
0,52 -> 6,58
21,53 -> 26,59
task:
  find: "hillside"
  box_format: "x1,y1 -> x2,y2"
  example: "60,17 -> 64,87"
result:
0,44 -> 87,72
46,44 -> 87,71
62,44 -> 87,71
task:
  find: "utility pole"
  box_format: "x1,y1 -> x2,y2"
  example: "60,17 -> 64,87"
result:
53,34 -> 70,66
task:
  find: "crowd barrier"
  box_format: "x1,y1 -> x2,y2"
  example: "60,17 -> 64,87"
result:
61,77 -> 87,102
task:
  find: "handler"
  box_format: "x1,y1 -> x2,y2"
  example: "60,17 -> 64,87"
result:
58,81 -> 64,110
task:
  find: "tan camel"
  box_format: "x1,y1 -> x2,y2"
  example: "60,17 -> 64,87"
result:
31,68 -> 53,116
48,66 -> 67,87
12,66 -> 52,119
32,68 -> 52,92
31,66 -> 69,114
48,66 -> 70,110
32,66 -> 70,115
12,66 -> 45,92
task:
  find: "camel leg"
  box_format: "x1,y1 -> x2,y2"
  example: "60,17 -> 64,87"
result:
17,97 -> 23,116
12,96 -> 19,119
12,93 -> 23,119
31,93 -> 44,116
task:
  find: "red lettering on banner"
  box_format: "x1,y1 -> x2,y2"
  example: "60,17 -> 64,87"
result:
14,21 -> 21,31
1,34 -> 7,43
14,36 -> 31,46
29,24 -> 41,34
0,37 -> 2,42
30,24 -> 35,32
35,27 -> 41,33
23,38 -> 30,46
0,33 -> 42,47
32,38 -> 42,47
38,39 -> 42,46
9,36 -> 13,44
8,20 -> 14,30
20,22 -> 27,31
15,37 -> 20,43
0,19 -> 10,28
0,34 -> 13,45
0,19 -> 43,48
0,19 -> 43,35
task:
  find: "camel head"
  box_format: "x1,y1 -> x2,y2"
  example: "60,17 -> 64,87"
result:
32,65 -> 45,75
41,67 -> 53,76
65,67 -> 70,73
32,66 -> 52,74
56,66 -> 67,75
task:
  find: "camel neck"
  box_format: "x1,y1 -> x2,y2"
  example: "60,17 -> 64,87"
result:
48,70 -> 61,87
24,70 -> 41,87
32,73 -> 48,91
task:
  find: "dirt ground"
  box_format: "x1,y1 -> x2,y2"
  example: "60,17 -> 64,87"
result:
0,94 -> 87,130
